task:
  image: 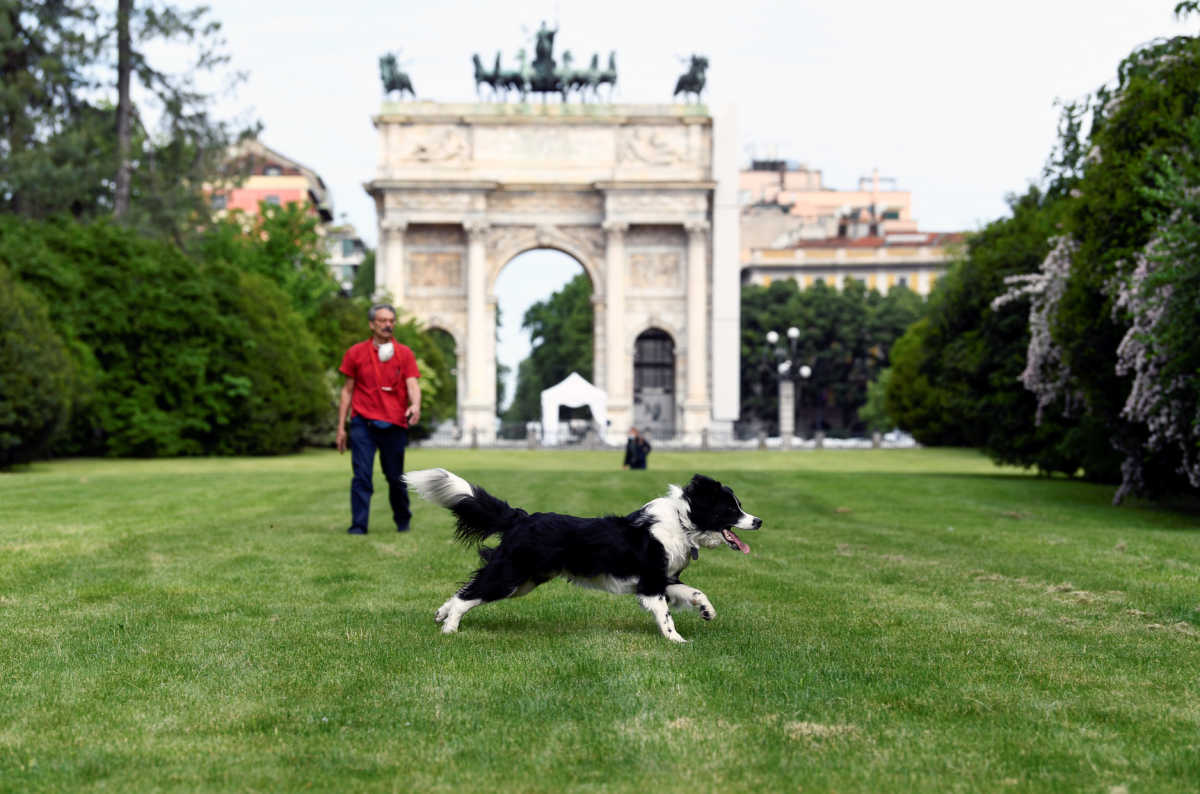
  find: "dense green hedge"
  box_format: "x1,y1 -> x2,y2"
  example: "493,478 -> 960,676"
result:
0,216 -> 330,457
0,212 -> 457,463
0,264 -> 82,465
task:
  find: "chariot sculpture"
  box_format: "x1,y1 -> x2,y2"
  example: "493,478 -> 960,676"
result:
384,26 -> 706,105
471,21 -> 617,103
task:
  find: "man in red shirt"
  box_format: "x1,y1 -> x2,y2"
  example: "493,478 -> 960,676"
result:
336,304 -> 421,534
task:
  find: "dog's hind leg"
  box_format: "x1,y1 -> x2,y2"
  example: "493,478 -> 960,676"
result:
638,594 -> 687,643
666,583 -> 716,621
434,594 -> 482,634
435,561 -> 542,634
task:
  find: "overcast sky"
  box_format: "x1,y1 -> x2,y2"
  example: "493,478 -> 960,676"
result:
192,0 -> 1191,405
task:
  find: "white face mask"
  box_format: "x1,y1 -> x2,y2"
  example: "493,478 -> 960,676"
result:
378,342 -> 394,362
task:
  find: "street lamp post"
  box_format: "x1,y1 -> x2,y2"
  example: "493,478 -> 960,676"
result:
765,327 -> 811,450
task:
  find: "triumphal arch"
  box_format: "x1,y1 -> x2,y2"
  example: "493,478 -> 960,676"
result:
365,101 -> 741,444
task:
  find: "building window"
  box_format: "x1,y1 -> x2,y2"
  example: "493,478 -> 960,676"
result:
264,195 -> 281,206
342,239 -> 357,257
263,165 -> 282,176
210,194 -> 227,210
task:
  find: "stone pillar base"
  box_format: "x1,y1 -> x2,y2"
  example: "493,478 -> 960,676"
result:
461,404 -> 496,445
778,381 -> 795,449
705,419 -> 734,447
682,401 -> 711,445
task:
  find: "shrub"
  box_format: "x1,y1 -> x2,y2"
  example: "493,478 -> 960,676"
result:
0,265 -> 81,466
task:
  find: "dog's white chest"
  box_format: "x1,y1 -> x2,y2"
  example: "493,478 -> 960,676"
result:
643,496 -> 695,575
650,524 -> 693,575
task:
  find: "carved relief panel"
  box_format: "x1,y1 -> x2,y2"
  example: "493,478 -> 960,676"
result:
393,125 -> 471,164
626,225 -> 686,293
617,127 -> 690,166
406,224 -> 466,292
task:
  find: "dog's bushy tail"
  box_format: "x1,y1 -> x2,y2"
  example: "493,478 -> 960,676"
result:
405,468 -> 528,544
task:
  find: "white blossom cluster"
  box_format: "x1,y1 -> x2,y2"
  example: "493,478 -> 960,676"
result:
991,236 -> 1081,425
1113,216 -> 1200,499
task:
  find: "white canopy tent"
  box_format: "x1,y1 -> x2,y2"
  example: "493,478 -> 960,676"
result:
540,372 -> 608,446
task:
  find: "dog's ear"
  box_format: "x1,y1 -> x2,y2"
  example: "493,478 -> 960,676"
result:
685,473 -> 721,493
683,474 -> 724,511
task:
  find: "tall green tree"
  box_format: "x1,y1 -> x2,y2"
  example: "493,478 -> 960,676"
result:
886,186 -> 1092,473
0,0 -> 103,216
194,202 -> 339,325
740,278 -> 924,433
107,1 -> 245,238
0,0 -> 245,237
350,249 -> 375,298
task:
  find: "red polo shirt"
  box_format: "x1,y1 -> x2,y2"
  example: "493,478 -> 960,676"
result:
339,339 -> 420,426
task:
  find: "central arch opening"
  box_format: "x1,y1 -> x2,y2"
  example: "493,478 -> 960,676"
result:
494,248 -> 595,441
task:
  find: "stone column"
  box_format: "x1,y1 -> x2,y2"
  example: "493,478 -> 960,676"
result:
603,220 -> 630,442
377,217 -> 408,304
592,295 -> 605,407
709,105 -> 741,445
462,219 -> 494,443
683,220 -> 711,441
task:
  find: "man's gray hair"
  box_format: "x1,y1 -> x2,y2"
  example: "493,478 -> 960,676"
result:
368,303 -> 396,322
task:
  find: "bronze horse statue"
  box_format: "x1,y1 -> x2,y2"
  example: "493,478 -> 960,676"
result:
472,53 -> 497,98
673,54 -> 708,103
497,49 -> 530,100
379,53 -> 415,99
596,51 -> 617,99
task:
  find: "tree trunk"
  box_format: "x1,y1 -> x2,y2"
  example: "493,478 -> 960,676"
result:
113,0 -> 133,219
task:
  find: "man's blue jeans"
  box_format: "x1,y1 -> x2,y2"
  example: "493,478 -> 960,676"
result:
348,416 -> 411,531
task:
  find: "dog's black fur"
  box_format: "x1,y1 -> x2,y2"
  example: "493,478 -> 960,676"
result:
405,468 -> 762,642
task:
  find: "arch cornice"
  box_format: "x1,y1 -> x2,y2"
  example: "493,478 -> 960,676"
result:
485,224 -> 605,298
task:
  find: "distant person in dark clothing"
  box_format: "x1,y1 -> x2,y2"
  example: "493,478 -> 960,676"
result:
623,426 -> 651,469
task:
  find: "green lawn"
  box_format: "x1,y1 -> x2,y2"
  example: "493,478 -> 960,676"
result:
1,448 -> 1198,792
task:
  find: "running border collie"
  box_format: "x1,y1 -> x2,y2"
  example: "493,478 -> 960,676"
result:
405,468 -> 762,643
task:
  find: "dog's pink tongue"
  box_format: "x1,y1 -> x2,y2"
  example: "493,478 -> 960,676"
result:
723,529 -> 750,554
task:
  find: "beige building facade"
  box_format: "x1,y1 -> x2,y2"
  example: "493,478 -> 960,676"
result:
743,231 -> 964,296
365,102 -> 741,444
739,159 -> 963,295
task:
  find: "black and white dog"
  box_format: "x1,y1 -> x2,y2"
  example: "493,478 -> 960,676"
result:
405,468 -> 762,643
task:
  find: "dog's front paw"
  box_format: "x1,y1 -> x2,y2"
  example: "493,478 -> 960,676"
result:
689,591 -> 716,621
434,604 -> 449,623
440,622 -> 459,634
667,632 -> 688,643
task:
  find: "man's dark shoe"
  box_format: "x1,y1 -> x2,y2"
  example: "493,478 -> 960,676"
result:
396,522 -> 411,533
347,526 -> 367,535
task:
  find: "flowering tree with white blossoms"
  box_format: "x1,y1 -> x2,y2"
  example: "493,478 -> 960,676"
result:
992,8 -> 1200,503
1110,157 -> 1200,502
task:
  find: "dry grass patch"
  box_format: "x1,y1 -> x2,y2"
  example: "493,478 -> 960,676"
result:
785,721 -> 859,741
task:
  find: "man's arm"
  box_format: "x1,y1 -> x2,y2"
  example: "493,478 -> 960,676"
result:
336,377 -> 355,453
405,376 -> 421,426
